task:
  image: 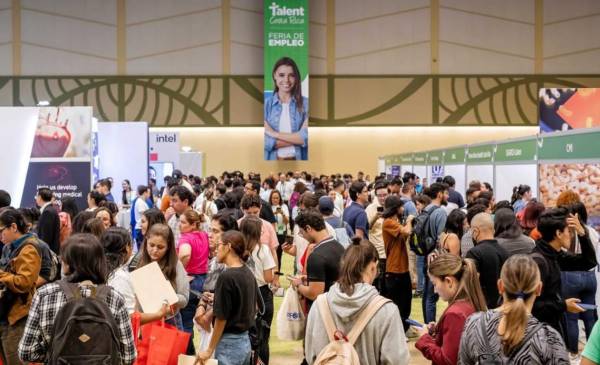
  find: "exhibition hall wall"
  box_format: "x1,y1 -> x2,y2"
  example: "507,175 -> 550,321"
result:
1,0 -> 600,175
169,126 -> 537,177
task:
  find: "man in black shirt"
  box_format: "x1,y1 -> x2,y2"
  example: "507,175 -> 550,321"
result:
290,209 -> 344,307
531,207 -> 596,347
35,188 -> 60,254
244,180 -> 277,226
466,212 -> 509,309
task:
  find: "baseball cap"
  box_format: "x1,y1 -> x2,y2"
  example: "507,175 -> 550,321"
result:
172,169 -> 183,180
318,196 -> 334,215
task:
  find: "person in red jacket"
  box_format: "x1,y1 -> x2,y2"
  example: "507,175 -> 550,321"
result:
415,253 -> 487,365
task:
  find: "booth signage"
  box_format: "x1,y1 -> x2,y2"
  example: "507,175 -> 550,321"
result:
413,153 -> 427,164
400,154 -> 413,164
466,145 -> 495,163
445,147 -> 466,164
495,139 -> 537,163
427,151 -> 444,165
538,131 -> 600,160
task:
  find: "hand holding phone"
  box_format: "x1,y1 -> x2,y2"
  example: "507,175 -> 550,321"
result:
578,303 -> 597,311
406,318 -> 423,328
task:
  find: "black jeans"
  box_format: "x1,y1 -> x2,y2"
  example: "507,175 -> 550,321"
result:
276,234 -> 286,272
373,259 -> 387,295
258,285 -> 274,364
384,272 -> 412,332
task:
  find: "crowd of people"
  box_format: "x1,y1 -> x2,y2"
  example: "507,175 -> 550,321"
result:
0,168 -> 599,365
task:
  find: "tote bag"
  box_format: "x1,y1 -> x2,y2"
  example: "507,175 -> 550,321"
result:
276,287 -> 305,341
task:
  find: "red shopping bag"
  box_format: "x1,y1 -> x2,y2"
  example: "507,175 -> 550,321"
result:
135,320 -> 190,365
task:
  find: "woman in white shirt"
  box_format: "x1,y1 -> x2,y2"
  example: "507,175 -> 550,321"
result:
269,190 -> 289,272
240,216 -> 276,364
101,227 -> 169,323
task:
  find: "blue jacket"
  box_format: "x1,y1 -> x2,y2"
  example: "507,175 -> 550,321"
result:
264,93 -> 308,160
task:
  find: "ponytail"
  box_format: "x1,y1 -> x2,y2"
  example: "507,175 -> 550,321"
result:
337,237 -> 378,296
498,254 -> 540,354
510,186 -> 519,205
511,185 -> 531,205
221,230 -> 249,262
428,254 -> 487,312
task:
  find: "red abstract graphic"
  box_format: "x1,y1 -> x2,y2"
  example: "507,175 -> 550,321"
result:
31,109 -> 72,157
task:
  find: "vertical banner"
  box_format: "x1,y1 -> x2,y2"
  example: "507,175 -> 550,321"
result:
22,107 -> 93,210
264,0 -> 309,161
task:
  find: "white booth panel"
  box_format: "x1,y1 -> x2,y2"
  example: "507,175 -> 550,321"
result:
413,166 -> 427,180
444,165 -> 467,196
495,164 -> 538,203
98,122 -> 149,204
0,107 -> 39,207
467,165 -> 494,188
377,159 -> 385,174
180,152 -> 204,178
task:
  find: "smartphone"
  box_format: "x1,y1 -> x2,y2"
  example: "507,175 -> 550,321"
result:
406,318 -> 423,328
377,206 -> 384,213
189,289 -> 203,299
285,235 -> 294,245
578,303 -> 597,311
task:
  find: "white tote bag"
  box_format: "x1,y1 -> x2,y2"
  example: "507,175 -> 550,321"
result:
276,287 -> 306,341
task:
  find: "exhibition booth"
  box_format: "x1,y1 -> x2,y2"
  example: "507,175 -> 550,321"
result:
380,127 -> 600,231
0,107 -> 209,209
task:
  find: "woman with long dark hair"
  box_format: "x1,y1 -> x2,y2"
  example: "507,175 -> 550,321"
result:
102,227 -> 168,323
137,224 -> 189,329
264,56 -> 308,161
0,209 -> 42,365
195,230 -> 258,365
18,233 -> 136,364
240,216 -> 275,364
121,179 -> 135,206
269,189 -> 289,270
438,209 -> 467,256
511,184 -> 532,214
494,208 -> 535,256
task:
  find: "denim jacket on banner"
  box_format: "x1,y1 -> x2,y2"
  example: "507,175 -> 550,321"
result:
264,93 -> 308,160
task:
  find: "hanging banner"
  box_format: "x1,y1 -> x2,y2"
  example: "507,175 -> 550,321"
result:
539,88 -> 600,132
264,0 -> 309,161
21,107 -> 92,210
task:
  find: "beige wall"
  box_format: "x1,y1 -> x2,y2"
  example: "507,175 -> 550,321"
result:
152,126 -> 539,178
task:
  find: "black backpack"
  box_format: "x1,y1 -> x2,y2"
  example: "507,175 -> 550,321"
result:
49,281 -> 122,365
477,314 -> 543,364
409,205 -> 440,256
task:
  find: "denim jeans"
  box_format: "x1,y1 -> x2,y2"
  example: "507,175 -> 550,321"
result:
422,261 -> 438,324
416,255 -> 425,292
181,273 -> 207,354
215,331 -> 251,365
561,270 -> 598,353
134,228 -> 144,252
165,311 -> 183,331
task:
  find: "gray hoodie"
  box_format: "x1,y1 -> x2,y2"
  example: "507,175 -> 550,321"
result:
305,283 -> 410,365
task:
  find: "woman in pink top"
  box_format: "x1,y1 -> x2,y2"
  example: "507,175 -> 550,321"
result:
178,208 -> 209,354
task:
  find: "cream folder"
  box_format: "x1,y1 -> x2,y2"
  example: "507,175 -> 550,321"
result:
130,261 -> 179,313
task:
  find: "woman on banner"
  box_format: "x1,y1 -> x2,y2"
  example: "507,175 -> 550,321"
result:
264,56 -> 308,161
